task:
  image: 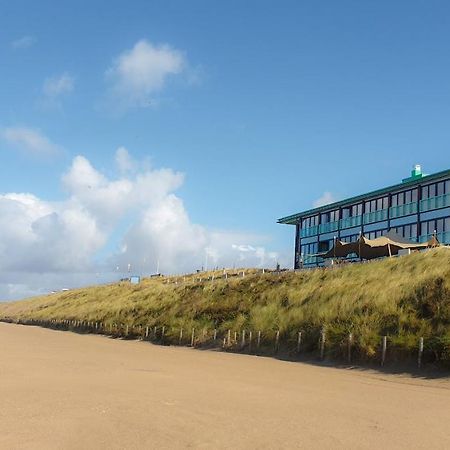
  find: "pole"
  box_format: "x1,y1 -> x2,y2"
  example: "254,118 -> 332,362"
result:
381,336 -> 387,366
418,337 -> 424,369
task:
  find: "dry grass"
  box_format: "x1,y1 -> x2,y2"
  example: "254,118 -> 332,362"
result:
1,248 -> 450,364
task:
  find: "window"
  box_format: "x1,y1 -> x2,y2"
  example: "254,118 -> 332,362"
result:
302,215 -> 319,229
365,197 -> 388,212
329,210 -> 339,222
392,188 -> 417,206
320,212 -> 329,224
437,182 -> 445,196
351,203 -> 362,216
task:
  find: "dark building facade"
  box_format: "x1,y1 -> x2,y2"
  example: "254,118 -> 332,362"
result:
278,166 -> 450,268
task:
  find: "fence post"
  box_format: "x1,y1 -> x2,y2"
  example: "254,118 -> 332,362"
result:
241,330 -> 246,349
348,333 -> 353,364
213,329 -> 217,342
179,328 -> 183,345
249,331 -> 253,353
145,326 -> 149,338
257,330 -> 261,353
297,331 -> 302,354
125,325 -> 129,336
320,328 -> 326,360
227,329 -> 231,346
274,330 -> 280,354
381,336 -> 387,366
161,326 -> 165,344
418,337 -> 424,369
191,328 -> 195,347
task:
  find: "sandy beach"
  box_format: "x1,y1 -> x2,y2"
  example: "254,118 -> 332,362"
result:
0,322 -> 449,449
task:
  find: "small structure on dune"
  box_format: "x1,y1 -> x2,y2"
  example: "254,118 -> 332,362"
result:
320,231 -> 440,261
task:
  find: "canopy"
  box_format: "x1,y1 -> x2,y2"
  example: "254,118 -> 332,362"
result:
320,233 -> 439,260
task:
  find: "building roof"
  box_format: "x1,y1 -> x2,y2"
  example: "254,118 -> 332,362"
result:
278,168 -> 450,225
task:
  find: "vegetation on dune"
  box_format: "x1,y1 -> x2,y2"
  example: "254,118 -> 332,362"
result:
1,248 -> 450,366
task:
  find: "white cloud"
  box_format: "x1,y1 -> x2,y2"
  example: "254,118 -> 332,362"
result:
0,152 -> 284,300
11,36 -> 36,49
1,126 -> 62,157
106,39 -> 186,110
115,147 -> 136,173
313,191 -> 338,208
43,73 -> 74,98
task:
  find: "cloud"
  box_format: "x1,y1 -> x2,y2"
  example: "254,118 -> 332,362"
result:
105,39 -> 186,110
313,191 -> 338,208
40,73 -> 74,109
43,73 -> 74,97
115,146 -> 136,173
11,36 -> 36,49
0,152 -> 283,300
1,126 -> 62,157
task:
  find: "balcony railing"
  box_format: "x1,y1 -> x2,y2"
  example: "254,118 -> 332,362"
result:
300,225 -> 319,238
302,255 -> 322,265
389,202 -> 418,219
418,232 -> 450,244
339,215 -> 362,229
419,193 -> 450,212
318,220 -> 339,234
363,208 -> 388,225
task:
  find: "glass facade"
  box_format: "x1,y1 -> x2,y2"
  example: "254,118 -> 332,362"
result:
286,169 -> 450,268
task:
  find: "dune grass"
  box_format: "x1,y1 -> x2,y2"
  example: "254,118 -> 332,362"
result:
1,248 -> 449,365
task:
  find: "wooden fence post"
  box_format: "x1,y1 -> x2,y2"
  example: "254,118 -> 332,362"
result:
213,329 -> 217,342
297,331 -> 302,354
381,336 -> 387,366
418,337 -> 424,369
274,330 -> 280,354
257,330 -> 261,353
249,331 -> 253,353
179,328 -> 183,345
145,326 -> 149,338
241,330 -> 246,349
348,333 -> 353,364
161,326 -> 165,343
227,329 -> 231,346
320,328 -> 326,360
191,328 -> 195,347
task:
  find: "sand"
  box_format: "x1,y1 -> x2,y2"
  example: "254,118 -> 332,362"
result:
0,323 -> 449,449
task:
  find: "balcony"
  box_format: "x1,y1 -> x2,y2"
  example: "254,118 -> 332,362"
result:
419,193 -> 450,212
389,202 -> 418,219
339,215 -> 362,230
302,255 -> 322,265
318,220 -> 339,234
300,225 -> 319,238
363,208 -> 388,225
418,231 -> 450,245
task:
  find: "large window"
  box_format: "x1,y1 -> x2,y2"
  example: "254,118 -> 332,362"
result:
366,229 -> 387,240
422,180 -> 450,199
365,196 -> 388,213
420,217 -> 450,236
341,234 -> 359,243
342,203 -> 362,218
302,215 -> 319,228
301,242 -> 318,256
391,188 -> 418,207
393,224 -> 418,240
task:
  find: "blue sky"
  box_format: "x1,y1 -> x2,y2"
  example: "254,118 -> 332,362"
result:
1,1 -> 450,299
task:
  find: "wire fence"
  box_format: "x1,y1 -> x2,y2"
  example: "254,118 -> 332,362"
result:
1,317 -> 445,370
